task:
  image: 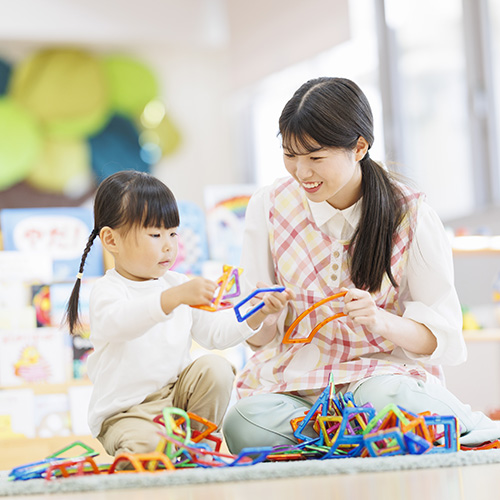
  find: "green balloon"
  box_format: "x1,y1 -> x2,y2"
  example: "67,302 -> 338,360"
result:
104,55 -> 158,118
0,97 -> 41,189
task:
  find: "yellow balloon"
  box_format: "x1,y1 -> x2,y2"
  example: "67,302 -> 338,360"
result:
26,137 -> 94,197
10,48 -> 109,138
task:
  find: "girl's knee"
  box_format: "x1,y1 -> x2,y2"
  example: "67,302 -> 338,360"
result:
101,419 -> 161,456
193,354 -> 235,382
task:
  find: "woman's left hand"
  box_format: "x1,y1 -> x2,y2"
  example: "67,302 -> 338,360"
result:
341,287 -> 437,355
341,287 -> 387,336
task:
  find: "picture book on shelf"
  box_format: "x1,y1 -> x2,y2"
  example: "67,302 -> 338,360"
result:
0,207 -> 103,281
0,327 -> 67,386
204,185 -> 256,267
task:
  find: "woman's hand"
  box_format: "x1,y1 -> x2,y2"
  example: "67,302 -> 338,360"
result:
244,282 -> 295,340
341,287 -> 437,355
342,287 -> 386,335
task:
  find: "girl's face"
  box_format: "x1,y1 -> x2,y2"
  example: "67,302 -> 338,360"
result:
113,225 -> 179,281
283,139 -> 365,210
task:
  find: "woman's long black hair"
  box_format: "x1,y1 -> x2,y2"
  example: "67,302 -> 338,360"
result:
65,170 -> 180,335
279,77 -> 406,292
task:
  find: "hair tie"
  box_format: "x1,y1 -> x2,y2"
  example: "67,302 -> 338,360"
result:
76,272 -> 83,280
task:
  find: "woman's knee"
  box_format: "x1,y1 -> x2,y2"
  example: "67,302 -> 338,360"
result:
352,375 -> 407,410
222,394 -> 312,454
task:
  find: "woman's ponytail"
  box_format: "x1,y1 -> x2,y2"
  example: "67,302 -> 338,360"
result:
349,157 -> 404,292
65,229 -> 99,335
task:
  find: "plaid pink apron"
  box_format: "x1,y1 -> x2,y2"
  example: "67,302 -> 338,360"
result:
236,177 -> 443,399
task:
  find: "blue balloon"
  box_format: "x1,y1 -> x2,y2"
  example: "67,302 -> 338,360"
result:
0,58 -> 11,95
88,113 -> 150,184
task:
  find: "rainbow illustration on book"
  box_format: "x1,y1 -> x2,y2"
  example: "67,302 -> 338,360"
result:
205,188 -> 254,266
210,195 -> 251,220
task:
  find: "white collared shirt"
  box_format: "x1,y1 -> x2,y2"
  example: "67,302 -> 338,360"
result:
239,182 -> 466,369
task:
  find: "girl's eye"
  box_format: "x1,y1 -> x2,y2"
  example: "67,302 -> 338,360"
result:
150,233 -> 161,238
310,156 -> 324,161
170,232 -> 178,237
284,153 -> 295,158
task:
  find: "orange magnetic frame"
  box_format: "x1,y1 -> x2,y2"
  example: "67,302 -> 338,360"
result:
282,291 -> 347,344
192,265 -> 242,312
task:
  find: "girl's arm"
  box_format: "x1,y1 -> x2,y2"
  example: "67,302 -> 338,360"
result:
190,287 -> 294,350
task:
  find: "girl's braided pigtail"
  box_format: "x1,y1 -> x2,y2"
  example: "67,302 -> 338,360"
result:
65,229 -> 99,335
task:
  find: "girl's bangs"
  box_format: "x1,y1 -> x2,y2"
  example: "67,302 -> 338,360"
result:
141,196 -> 180,229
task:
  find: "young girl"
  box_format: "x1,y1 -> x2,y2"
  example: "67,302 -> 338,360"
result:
65,170 -> 293,459
222,77 -> 500,453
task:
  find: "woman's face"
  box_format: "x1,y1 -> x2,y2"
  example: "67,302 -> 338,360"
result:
283,138 -> 366,210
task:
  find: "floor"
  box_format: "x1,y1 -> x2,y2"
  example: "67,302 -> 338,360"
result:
5,462 -> 500,500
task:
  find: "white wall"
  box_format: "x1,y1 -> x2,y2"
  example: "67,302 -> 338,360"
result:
0,0 -> 350,206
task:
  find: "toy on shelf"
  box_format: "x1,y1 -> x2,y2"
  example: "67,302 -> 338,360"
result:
283,291 -> 347,344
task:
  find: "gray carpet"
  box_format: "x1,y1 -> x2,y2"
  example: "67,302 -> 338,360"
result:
3,450 -> 500,496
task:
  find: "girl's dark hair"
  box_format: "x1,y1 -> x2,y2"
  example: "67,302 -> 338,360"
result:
279,77 -> 405,292
65,170 -> 180,335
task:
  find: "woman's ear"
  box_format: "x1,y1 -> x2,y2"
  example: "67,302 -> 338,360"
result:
354,136 -> 370,162
100,226 -> 119,254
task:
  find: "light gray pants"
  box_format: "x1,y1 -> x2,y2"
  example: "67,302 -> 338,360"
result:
222,375 -> 500,454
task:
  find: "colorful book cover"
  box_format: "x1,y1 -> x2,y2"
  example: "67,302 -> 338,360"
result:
203,185 -> 256,267
31,285 -> 52,327
0,207 -> 103,281
0,327 -> 67,386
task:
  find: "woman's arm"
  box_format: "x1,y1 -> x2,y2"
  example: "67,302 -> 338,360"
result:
343,288 -> 437,355
344,202 -> 465,364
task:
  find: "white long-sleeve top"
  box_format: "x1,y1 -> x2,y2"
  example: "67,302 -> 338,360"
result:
239,183 -> 466,370
87,268 -> 257,437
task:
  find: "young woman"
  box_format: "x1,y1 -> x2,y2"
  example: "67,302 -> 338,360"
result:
223,77 -> 500,453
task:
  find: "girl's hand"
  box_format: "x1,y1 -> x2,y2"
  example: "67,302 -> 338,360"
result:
179,277 -> 218,306
161,277 -> 217,314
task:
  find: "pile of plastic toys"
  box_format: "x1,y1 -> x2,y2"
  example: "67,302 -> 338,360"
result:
9,372 -> 500,481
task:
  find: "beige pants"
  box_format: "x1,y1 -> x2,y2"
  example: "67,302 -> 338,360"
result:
98,354 -> 236,457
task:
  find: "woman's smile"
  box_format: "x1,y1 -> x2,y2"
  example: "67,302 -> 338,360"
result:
301,181 -> 323,193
